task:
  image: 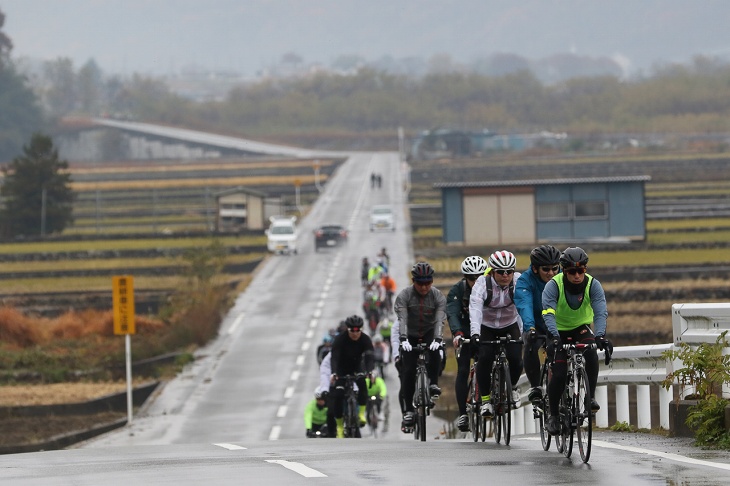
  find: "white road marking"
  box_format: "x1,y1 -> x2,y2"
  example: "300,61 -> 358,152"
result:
290,370 -> 301,380
227,313 -> 245,335
305,329 -> 314,339
213,443 -> 247,450
277,405 -> 287,418
269,425 -> 281,441
310,319 -> 318,328
296,354 -> 305,366
313,309 -> 322,318
284,386 -> 294,398
301,341 -> 310,351
317,300 -> 325,308
592,439 -> 730,471
320,292 -> 327,299
265,460 -> 327,478
522,437 -> 730,471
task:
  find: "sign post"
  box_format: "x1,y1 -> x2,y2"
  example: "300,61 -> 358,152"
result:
113,275 -> 136,424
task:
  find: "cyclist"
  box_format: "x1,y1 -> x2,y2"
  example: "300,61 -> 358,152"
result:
316,333 -> 335,365
542,247 -> 611,436
366,370 -> 388,421
380,272 -> 397,314
394,261 -> 446,433
372,333 -> 390,367
514,245 -> 562,404
469,250 -> 524,417
304,387 -> 330,437
446,255 -> 488,432
378,247 -> 391,271
361,257 -> 370,286
330,315 -> 374,438
318,351 -> 339,435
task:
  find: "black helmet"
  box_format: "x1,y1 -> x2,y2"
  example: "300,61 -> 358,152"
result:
345,315 -> 364,329
560,247 -> 589,268
530,245 -> 561,267
411,262 -> 434,282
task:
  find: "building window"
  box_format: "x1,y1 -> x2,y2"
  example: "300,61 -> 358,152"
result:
574,201 -> 607,219
537,202 -> 571,220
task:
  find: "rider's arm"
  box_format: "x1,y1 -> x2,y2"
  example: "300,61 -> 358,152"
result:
514,272 -> 536,332
319,353 -> 332,391
433,287 -> 447,340
541,279 -> 560,337
362,336 -> 375,372
376,377 -> 388,398
394,288 -> 409,339
468,276 -> 487,336
304,400 -> 315,429
390,318 -> 401,361
445,282 -> 464,336
588,278 -> 608,336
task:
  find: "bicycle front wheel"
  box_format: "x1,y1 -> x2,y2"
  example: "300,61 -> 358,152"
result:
502,363 -> 513,446
467,375 -> 480,442
560,388 -> 573,457
576,366 -> 592,463
538,363 -> 551,451
491,364 -> 502,444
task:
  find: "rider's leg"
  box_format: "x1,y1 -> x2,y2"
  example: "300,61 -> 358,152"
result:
399,350 -> 417,413
476,329 -> 497,401
523,334 -> 542,388
454,348 -> 471,416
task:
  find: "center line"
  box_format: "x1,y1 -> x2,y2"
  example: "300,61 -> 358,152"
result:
265,460 -> 327,478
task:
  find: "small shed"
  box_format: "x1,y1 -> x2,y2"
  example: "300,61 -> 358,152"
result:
215,187 -> 267,232
436,175 -> 651,246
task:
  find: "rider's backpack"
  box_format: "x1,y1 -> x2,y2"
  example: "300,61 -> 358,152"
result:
482,273 -> 515,308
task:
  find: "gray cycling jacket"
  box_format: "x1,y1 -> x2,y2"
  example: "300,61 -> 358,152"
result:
394,285 -> 446,342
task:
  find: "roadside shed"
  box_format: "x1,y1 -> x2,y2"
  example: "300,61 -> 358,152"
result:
215,187 -> 268,232
436,175 -> 651,246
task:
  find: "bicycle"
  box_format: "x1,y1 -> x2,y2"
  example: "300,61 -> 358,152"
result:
337,373 -> 365,439
458,339 -> 486,442
365,394 -> 385,437
529,334 -> 552,452
553,338 -> 595,463
412,343 -> 434,442
482,336 -> 522,446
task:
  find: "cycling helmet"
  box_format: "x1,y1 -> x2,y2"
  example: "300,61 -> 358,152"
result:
530,245 -> 561,267
461,256 -> 488,275
488,250 -> 516,270
314,387 -> 324,399
322,334 -> 334,345
372,334 -> 384,344
560,247 -> 589,268
411,261 -> 434,281
345,315 -> 364,329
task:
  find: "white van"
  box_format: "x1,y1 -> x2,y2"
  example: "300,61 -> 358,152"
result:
265,216 -> 298,254
369,205 -> 395,232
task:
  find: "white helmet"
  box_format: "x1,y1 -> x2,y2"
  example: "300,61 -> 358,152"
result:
488,250 -> 516,270
461,256 -> 488,275
314,386 -> 324,399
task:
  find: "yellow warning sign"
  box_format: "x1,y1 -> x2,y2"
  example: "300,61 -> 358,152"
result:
112,276 -> 136,335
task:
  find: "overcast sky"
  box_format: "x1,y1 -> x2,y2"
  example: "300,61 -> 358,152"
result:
3,0 -> 730,77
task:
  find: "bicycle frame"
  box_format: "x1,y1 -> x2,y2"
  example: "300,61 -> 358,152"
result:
457,339 -> 486,442
337,374 -> 364,439
481,336 -> 521,446
555,340 -> 594,463
412,343 -> 432,442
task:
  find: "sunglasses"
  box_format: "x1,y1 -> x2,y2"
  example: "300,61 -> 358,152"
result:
414,279 -> 433,286
465,275 -> 479,282
348,327 -> 362,333
540,266 -> 560,273
566,267 -> 586,276
493,269 -> 514,276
